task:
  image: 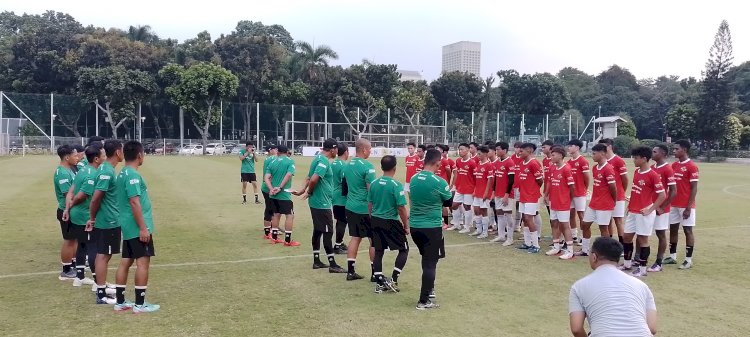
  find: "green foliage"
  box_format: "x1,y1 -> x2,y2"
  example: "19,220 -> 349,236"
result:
740,126 -> 750,149
497,70 -> 570,115
612,136 -> 640,157
698,20 -> 735,146
722,115 -> 743,150
430,71 -> 483,112
639,139 -> 666,151
18,122 -> 41,136
291,41 -> 339,83
557,67 -> 601,115
666,104 -> 698,140
618,118 -> 637,138
234,21 -> 295,53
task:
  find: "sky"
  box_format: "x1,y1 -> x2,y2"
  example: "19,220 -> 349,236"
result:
5,0 -> 750,81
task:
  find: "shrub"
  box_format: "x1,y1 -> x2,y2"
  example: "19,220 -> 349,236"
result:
613,136 -> 640,157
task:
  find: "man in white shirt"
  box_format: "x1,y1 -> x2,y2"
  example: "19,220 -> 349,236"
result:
569,237 -> 658,337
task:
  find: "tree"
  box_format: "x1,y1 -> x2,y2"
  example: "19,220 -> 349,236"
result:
740,126 -> 750,149
637,76 -> 686,140
557,67 -> 601,115
292,41 -> 338,82
497,70 -> 570,116
722,115 -> 742,150
666,104 -> 698,140
174,31 -> 220,66
430,71 -> 483,112
160,62 -> 238,153
728,61 -> 750,112
126,25 -> 159,43
597,65 -> 639,93
77,66 -> 157,138
393,80 -> 432,133
234,21 -> 294,52
618,117 -> 637,138
698,20 -> 735,152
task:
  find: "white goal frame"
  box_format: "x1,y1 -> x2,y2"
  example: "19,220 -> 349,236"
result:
359,133 -> 423,148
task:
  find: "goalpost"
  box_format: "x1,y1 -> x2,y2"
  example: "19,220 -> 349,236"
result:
359,133 -> 423,148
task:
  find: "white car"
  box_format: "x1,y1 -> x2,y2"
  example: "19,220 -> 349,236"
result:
179,144 -> 203,155
205,143 -> 226,155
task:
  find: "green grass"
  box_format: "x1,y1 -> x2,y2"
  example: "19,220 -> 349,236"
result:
1,155 -> 749,336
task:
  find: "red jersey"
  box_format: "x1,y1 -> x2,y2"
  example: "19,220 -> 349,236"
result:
589,162 -> 617,211
671,159 -> 699,209
567,155 -> 590,197
547,163 -> 575,211
455,157 -> 477,195
473,160 -> 494,198
405,154 -> 419,183
651,162 -> 676,212
542,156 -> 552,172
471,154 -> 480,165
628,168 -> 665,212
493,156 -> 515,196
607,154 -> 628,201
517,158 -> 543,203
510,154 -> 524,188
415,157 -> 424,173
437,156 -> 455,182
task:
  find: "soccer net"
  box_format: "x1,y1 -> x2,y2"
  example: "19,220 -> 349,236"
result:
359,133 -> 423,148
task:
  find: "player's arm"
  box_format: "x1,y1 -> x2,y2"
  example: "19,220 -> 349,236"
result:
279,172 -> 294,191
506,173 -> 514,195
645,189 -> 666,215
65,184 -> 75,209
239,150 -> 249,160
661,184 -> 676,213
398,205 -> 409,233
264,173 -> 275,193
366,182 -> 372,214
87,190 -> 103,230
685,181 -> 698,218
620,169 -> 629,192
569,311 -> 587,337
71,190 -> 88,207
128,196 -> 150,243
300,173 -> 320,196
582,169 -> 590,190
253,152 -> 258,162
484,174 -> 494,200
607,178 -> 617,201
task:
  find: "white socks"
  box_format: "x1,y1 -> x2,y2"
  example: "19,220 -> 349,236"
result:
582,238 -> 591,254
523,227 -> 531,246
530,231 -> 539,248
452,208 -> 462,227
464,210 -> 474,230
505,214 -> 515,239
482,216 -> 489,235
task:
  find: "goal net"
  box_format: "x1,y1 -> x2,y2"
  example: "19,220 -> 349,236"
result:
359,133 -> 423,148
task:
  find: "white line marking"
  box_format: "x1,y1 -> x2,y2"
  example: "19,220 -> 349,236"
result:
722,184 -> 750,200
3,225 -> 748,280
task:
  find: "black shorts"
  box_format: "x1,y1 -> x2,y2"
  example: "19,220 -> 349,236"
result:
241,173 -> 257,183
346,210 -> 372,238
122,237 -> 156,259
69,223 -> 92,243
411,227 -> 446,260
94,227 -> 121,255
57,208 -> 75,240
262,191 -> 273,221
371,216 -> 408,251
333,205 -> 347,223
311,208 -> 333,232
272,199 -> 294,215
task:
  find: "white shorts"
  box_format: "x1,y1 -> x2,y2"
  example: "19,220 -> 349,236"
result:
519,201 -> 539,216
654,213 -> 670,231
669,207 -> 696,227
513,188 -> 520,200
403,183 -> 410,192
494,197 -> 514,212
613,201 -> 626,218
570,197 -> 587,212
625,211 -> 656,236
453,193 -> 473,205
583,207 -> 613,226
472,197 -> 490,209
550,209 -> 571,223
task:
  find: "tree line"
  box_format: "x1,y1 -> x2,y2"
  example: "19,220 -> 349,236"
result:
1,11 -> 748,150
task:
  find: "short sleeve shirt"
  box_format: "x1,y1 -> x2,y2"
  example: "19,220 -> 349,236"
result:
454,157 -> 477,195
53,165 -> 74,210
117,166 -> 154,240
589,163 -> 617,211
671,159 -> 699,209
409,171 -> 452,228
405,154 -> 419,183
268,156 -> 296,201
70,166 -> 97,225
628,168 -> 664,212
493,157 -> 515,196
652,163 -> 676,212
368,176 -> 407,220
239,149 -> 256,173
77,158 -> 88,170
344,157 -> 376,214
517,159 -> 543,203
473,160 -> 494,198
437,157 -> 455,182
607,155 -> 628,201
93,161 -> 119,229
260,156 -> 277,193
548,163 -> 575,211
568,155 -> 590,197
307,155 -> 333,209
331,158 -> 347,206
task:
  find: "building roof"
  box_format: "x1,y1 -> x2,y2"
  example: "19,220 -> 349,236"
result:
593,116 -> 627,123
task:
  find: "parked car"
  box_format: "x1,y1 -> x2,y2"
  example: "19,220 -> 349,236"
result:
230,146 -> 241,155
154,143 -> 176,154
205,143 -> 226,155
179,144 -> 203,155
224,143 -> 239,154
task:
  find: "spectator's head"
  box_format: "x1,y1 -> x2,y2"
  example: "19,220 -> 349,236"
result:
590,237 -> 623,269
103,139 -> 123,162
381,155 -> 397,173
673,139 -> 691,159
123,140 -> 145,166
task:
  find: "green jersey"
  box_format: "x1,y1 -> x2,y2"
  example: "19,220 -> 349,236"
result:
344,157 -> 376,214
307,154 -> 333,209
70,166 -> 97,226
77,157 -> 88,170
117,166 -> 154,240
409,171 -> 452,228
268,155 -> 295,201
239,148 -> 256,173
53,165 -> 74,210
93,161 -> 119,229
368,176 -> 407,220
260,155 -> 277,193
331,158 -> 347,206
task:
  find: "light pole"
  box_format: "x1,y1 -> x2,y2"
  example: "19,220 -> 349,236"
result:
50,113 -> 57,153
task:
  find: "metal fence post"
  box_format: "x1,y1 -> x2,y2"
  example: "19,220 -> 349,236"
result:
291,104 -> 295,150
50,93 -> 54,153
256,103 -> 260,150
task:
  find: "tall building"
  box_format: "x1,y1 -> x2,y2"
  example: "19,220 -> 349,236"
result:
441,41 -> 481,78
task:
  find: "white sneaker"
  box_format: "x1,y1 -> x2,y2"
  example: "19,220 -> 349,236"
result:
91,283 -> 116,292
468,229 -> 481,236
559,251 -> 575,260
73,277 -> 95,287
501,240 -> 514,247
490,235 -> 505,243
545,248 -> 561,256
477,233 -> 488,239
446,225 -> 459,231
458,228 -> 471,234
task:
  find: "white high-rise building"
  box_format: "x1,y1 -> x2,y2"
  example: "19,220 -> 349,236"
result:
441,41 -> 481,78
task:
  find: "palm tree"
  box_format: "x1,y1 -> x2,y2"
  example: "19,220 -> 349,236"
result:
294,41 -> 338,82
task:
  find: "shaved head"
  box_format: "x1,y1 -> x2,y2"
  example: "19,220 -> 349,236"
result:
355,138 -> 371,153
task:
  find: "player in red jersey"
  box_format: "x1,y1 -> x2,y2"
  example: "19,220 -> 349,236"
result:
665,139 -> 699,269
510,141 -> 524,230
647,144 -> 677,272
436,145 -> 456,227
621,146 -> 665,277
468,142 -> 480,164
515,143 -> 544,253
598,138 -> 629,244
450,143 -> 477,234
404,142 -> 419,196
470,146 -> 494,238
540,140 -> 555,236
490,142 -> 516,245
576,144 -> 617,257
543,146 -> 576,259
415,144 -> 426,173
566,139 -> 590,244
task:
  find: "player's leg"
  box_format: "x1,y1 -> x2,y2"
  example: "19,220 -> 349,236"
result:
262,192 -> 273,239
546,217 -> 562,256
470,203 -> 482,236
502,208 -> 515,246
345,211 -> 365,280
597,211 -> 612,239
57,209 -> 77,280
558,212 -> 575,260
648,213 -> 669,272
311,228 -> 326,269
679,208 -> 696,269
491,199 -> 506,242
281,202 -> 299,246
478,205 -> 489,238
241,179 -> 248,204
333,206 -> 348,253
522,203 -> 540,252
665,207 -> 682,264
390,226 -> 409,291
133,254 -> 159,313
250,174 -> 260,204
449,194 -> 464,231
371,218 -> 387,291
319,211 -> 344,273
114,256 -> 133,310
620,214 -> 637,270
460,199 -> 474,234
633,213 -> 654,277
412,228 -> 440,310
577,208 -> 595,256
95,228 -> 119,303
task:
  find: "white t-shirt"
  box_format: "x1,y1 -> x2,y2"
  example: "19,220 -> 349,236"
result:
569,264 -> 656,337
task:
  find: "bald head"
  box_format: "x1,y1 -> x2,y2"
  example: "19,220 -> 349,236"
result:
355,138 -> 371,157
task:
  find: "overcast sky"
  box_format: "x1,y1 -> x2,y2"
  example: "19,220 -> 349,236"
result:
5,0 -> 750,81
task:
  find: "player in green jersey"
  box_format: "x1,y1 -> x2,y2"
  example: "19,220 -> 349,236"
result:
261,145 -> 279,239
343,138 -> 377,281
331,143 -> 350,254
239,141 -> 260,204
53,145 -> 79,280
264,145 -> 300,246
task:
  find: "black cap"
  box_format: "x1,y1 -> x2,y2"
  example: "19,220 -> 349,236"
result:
267,144 -> 278,150
323,138 -> 338,151
277,145 -> 289,154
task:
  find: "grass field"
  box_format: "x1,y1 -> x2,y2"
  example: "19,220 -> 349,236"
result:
1,154 -> 749,336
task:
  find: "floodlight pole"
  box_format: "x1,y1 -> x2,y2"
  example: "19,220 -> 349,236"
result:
496,113 -> 500,141
50,93 -> 54,153
443,110 -> 448,144
387,108 -> 391,148
291,104 -> 295,150
95,100 -> 99,137
324,106 -> 328,139
256,103 -> 260,150
219,100 -> 223,144
470,111 -> 474,142
0,91 -> 3,135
